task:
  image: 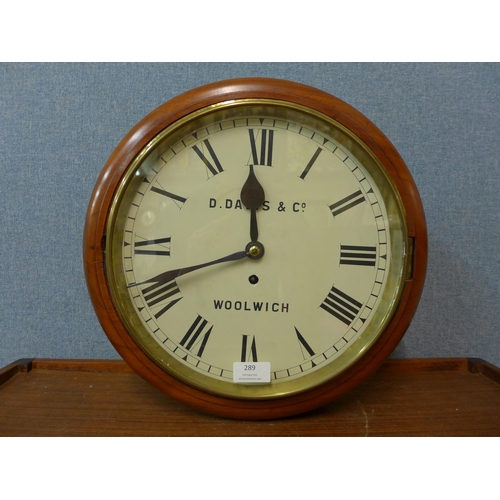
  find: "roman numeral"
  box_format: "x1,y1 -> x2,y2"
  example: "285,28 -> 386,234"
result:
340,245 -> 377,267
141,278 -> 182,319
329,190 -> 365,217
320,286 -> 363,325
295,327 -> 315,358
133,236 -> 171,257
192,139 -> 224,177
241,334 -> 258,362
300,147 -> 322,180
150,185 -> 187,207
179,315 -> 213,358
249,128 -> 274,166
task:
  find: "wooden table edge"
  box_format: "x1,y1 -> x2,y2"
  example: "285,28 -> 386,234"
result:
2,356 -> 499,383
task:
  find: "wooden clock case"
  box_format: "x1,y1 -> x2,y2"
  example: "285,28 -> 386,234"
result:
83,78 -> 427,419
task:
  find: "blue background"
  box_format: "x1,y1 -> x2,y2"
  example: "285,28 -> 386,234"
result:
1,62 -> 498,368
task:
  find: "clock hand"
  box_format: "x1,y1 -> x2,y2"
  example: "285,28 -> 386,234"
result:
130,249 -> 249,288
133,166 -> 267,291
240,165 -> 265,242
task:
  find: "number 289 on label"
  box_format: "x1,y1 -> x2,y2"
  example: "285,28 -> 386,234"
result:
233,362 -> 271,384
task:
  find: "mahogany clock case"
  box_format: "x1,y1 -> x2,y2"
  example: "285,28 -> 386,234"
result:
83,78 -> 427,419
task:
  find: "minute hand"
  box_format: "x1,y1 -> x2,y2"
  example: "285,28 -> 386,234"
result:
131,250 -> 248,288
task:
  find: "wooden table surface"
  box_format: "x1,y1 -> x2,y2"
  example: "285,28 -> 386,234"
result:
1,357 -> 499,436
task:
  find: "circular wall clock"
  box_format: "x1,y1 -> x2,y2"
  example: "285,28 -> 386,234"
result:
83,78 -> 427,420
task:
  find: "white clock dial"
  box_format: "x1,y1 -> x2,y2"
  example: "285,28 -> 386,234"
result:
107,100 -> 407,399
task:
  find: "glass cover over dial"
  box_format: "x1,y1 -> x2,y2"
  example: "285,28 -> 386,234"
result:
106,99 -> 409,399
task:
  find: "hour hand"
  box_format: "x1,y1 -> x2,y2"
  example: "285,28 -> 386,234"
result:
240,165 -> 265,242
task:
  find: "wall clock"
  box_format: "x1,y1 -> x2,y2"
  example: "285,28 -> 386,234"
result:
83,78 -> 427,419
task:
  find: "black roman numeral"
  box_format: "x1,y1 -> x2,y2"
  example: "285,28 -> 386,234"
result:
299,147 -> 322,180
179,315 -> 213,358
150,185 -> 187,208
340,245 -> 377,267
141,278 -> 182,319
295,327 -> 315,358
192,139 -> 224,177
320,286 -> 362,325
249,128 -> 274,166
329,190 -> 365,217
241,334 -> 258,362
133,236 -> 171,257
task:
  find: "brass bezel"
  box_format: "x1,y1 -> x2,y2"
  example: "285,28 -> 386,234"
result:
106,99 -> 410,400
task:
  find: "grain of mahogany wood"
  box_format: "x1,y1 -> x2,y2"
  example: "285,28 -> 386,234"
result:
0,358 -> 499,436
